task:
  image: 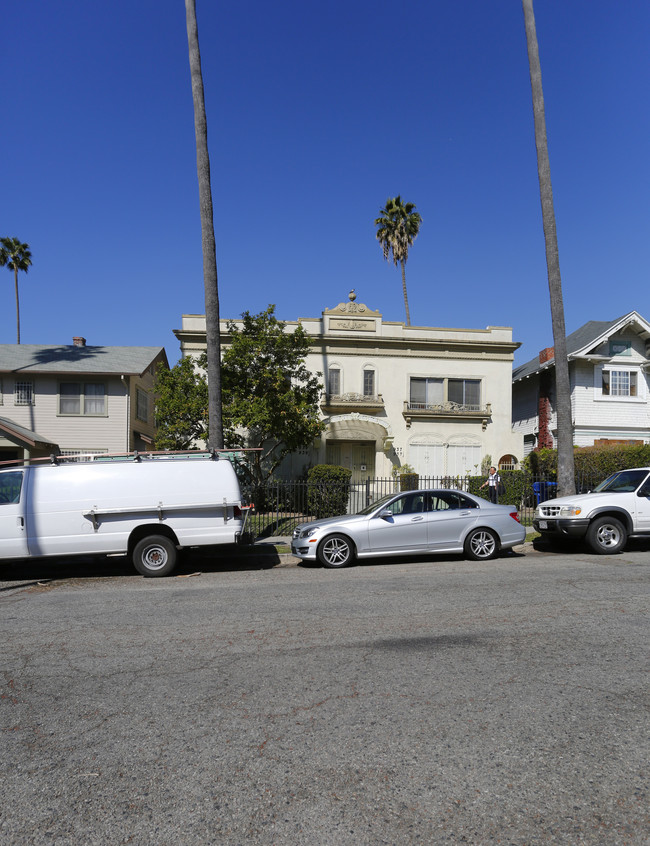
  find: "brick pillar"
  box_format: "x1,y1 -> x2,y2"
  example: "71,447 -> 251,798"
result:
538,369 -> 554,449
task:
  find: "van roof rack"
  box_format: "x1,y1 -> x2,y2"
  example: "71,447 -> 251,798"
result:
0,448 -> 261,469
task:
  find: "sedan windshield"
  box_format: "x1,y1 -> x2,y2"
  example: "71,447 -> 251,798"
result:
593,469 -> 650,493
356,493 -> 396,516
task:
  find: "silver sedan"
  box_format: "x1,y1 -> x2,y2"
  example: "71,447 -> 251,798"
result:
291,489 -> 526,568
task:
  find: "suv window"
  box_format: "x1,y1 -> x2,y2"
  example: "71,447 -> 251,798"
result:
594,469 -> 650,493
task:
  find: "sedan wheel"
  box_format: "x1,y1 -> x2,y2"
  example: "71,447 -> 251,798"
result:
465,528 -> 498,561
317,534 -> 354,568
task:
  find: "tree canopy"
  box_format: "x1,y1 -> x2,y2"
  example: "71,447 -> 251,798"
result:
374,196 -> 421,326
154,306 -> 324,486
154,355 -> 209,450
0,236 -> 32,344
221,306 -> 324,486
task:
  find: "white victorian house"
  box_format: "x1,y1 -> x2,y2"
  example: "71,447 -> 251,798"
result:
512,311 -> 650,453
175,295 -> 523,481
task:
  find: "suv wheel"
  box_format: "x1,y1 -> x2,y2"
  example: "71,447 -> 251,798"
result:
585,516 -> 626,555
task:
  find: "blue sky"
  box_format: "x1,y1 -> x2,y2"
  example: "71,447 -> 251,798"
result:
2,0 -> 648,367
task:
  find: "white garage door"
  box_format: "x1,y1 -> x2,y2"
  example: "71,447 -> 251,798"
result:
446,443 -> 481,477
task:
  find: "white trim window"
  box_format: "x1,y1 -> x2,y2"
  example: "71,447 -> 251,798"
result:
15,381 -> 34,406
328,367 -> 341,397
136,388 -> 149,423
363,369 -> 375,397
603,369 -> 636,397
597,365 -> 644,402
59,382 -> 106,416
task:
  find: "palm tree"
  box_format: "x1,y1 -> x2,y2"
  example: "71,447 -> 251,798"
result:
522,0 -> 575,497
374,196 -> 422,326
185,0 -> 223,449
0,237 -> 32,344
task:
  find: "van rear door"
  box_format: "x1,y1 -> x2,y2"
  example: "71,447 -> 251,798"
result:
0,470 -> 29,558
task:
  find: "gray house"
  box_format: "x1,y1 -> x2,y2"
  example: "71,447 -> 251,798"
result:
0,337 -> 168,462
512,311 -> 650,454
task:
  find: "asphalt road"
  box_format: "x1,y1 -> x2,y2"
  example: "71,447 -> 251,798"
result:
0,542 -> 648,845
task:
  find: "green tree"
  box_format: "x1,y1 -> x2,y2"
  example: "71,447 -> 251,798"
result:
522,0 -> 575,496
0,237 -> 32,344
221,306 -> 325,487
154,355 -> 208,450
185,0 -> 223,449
374,196 -> 422,326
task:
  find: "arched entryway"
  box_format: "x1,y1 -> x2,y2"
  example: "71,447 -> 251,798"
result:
322,414 -> 393,482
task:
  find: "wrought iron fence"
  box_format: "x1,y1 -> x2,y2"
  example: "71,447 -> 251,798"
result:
242,471 -> 604,539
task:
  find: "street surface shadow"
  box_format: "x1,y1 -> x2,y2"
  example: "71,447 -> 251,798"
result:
0,545 -> 284,585
0,555 -> 136,585
533,535 -> 650,554
298,547 -> 526,570
372,634 -> 487,650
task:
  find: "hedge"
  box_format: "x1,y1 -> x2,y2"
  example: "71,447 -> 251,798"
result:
307,464 -> 352,518
526,443 -> 650,481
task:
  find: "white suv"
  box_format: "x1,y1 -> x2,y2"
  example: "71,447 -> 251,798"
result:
534,467 -> 650,553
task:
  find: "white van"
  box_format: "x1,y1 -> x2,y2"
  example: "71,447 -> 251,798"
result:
0,452 -> 245,577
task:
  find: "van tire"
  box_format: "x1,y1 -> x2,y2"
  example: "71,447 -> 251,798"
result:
133,535 -> 177,577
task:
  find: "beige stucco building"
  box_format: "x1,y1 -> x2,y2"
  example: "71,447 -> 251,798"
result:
175,295 -> 523,481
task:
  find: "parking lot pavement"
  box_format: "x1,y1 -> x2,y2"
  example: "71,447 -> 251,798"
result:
1,545 -> 648,845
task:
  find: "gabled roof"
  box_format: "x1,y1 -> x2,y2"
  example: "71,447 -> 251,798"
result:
512,312 -> 650,382
0,416 -> 59,450
0,345 -> 168,377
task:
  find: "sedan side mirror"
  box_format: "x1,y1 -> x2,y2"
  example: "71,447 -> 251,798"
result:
378,509 -> 393,519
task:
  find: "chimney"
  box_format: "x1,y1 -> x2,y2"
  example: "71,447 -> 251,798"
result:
73,336 -> 86,347
539,346 -> 554,364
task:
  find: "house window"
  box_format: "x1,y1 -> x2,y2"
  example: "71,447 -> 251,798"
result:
448,379 -> 481,409
602,370 -> 637,397
609,341 -> 631,357
59,382 -> 106,415
409,377 -> 481,409
60,449 -> 108,462
499,454 -> 518,471
363,370 -> 375,397
410,378 -> 443,408
328,368 -> 341,397
15,382 -> 34,405
136,388 -> 149,422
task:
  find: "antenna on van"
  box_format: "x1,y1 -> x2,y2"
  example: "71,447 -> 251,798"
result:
50,454 -> 60,465
132,451 -> 142,462
210,449 -> 219,460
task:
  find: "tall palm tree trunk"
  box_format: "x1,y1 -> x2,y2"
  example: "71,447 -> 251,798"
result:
400,259 -> 411,326
185,0 -> 223,449
522,0 -> 575,495
14,267 -> 21,344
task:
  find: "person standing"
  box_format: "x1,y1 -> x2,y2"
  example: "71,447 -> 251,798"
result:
481,466 -> 501,503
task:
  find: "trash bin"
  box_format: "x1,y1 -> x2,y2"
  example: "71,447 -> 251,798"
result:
533,481 -> 558,504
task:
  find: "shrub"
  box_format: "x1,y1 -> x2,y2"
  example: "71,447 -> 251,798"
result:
307,465 -> 352,518
399,472 -> 419,491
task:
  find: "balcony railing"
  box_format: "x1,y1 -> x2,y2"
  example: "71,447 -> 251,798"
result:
321,392 -> 384,411
403,400 -> 492,428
